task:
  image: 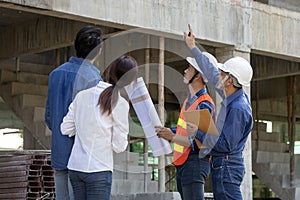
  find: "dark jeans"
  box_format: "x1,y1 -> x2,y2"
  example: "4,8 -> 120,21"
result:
211,155 -> 245,200
69,170 -> 112,200
176,154 -> 210,200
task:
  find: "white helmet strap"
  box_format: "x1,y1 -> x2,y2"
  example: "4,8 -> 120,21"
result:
216,74 -> 230,89
229,74 -> 242,88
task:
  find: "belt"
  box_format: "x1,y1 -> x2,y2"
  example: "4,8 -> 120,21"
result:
190,153 -> 210,160
212,154 -> 242,160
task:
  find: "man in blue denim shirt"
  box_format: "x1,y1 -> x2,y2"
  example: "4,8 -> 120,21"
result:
184,24 -> 253,200
45,26 -> 103,200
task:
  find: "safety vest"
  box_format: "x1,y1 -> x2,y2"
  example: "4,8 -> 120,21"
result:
173,93 -> 215,166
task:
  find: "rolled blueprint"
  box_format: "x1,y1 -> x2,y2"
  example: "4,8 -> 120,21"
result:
125,77 -> 172,156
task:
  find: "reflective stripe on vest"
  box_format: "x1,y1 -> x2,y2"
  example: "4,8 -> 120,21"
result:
173,94 -> 215,166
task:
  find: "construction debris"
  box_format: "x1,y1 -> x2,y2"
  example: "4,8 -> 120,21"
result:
0,151 -> 54,200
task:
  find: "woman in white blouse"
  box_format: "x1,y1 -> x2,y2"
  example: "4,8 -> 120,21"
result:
61,55 -> 138,200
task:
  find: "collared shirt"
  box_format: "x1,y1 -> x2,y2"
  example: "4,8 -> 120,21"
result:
61,81 -> 129,173
186,88 -> 215,120
45,56 -> 102,170
171,87 -> 215,153
211,89 -> 253,156
191,47 -> 253,157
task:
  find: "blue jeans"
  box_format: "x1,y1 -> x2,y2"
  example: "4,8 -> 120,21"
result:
69,170 -> 112,200
54,169 -> 74,200
176,154 -> 210,200
211,155 -> 245,200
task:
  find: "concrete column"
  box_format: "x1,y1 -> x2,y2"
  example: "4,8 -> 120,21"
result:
215,47 -> 252,200
143,35 -> 150,193
158,36 -> 165,192
242,74 -> 253,200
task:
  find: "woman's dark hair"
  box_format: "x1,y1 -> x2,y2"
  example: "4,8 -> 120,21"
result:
74,26 -> 102,58
99,55 -> 138,115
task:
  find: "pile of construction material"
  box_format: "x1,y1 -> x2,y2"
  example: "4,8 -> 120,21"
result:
0,151 -> 54,200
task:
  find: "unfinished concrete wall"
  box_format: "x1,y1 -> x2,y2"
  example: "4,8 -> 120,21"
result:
252,2 -> 300,60
1,0 -> 253,50
1,0 -> 299,60
269,0 -> 300,12
52,0 -> 253,52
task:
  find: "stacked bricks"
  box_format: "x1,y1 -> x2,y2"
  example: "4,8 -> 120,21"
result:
0,151 -> 54,200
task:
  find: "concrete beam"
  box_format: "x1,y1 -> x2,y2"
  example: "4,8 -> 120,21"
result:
252,54 -> 300,81
0,17 -> 87,60
1,0 -> 300,62
70,0 -> 254,49
1,0 -> 300,61
0,0 -> 52,9
268,0 -> 300,12
0,0 -> 252,49
252,99 -> 300,119
52,0 -> 254,52
251,77 -> 300,100
252,2 -> 300,61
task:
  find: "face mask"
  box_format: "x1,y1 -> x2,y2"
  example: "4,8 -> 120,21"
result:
216,74 -> 229,90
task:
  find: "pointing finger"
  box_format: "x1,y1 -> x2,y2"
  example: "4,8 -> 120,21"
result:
188,24 -> 193,34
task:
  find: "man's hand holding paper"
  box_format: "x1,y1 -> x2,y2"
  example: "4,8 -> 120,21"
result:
183,109 -> 219,136
155,126 -> 174,142
183,109 -> 219,149
155,126 -> 193,147
186,122 -> 198,136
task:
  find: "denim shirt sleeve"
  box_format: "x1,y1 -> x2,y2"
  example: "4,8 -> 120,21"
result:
191,47 -> 224,99
45,97 -> 51,129
45,74 -> 53,129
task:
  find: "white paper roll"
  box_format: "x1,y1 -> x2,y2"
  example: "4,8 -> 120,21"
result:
125,77 -> 172,156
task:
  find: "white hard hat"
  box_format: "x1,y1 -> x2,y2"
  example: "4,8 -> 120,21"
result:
186,57 -> 208,83
217,63 -> 223,69
218,57 -> 253,86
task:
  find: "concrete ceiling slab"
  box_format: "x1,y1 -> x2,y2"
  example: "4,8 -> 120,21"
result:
0,7 -> 43,27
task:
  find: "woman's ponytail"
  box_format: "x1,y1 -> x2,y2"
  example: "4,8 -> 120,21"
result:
98,55 -> 138,115
98,85 -> 118,115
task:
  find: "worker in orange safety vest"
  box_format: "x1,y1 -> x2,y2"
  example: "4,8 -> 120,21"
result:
156,55 -> 217,200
